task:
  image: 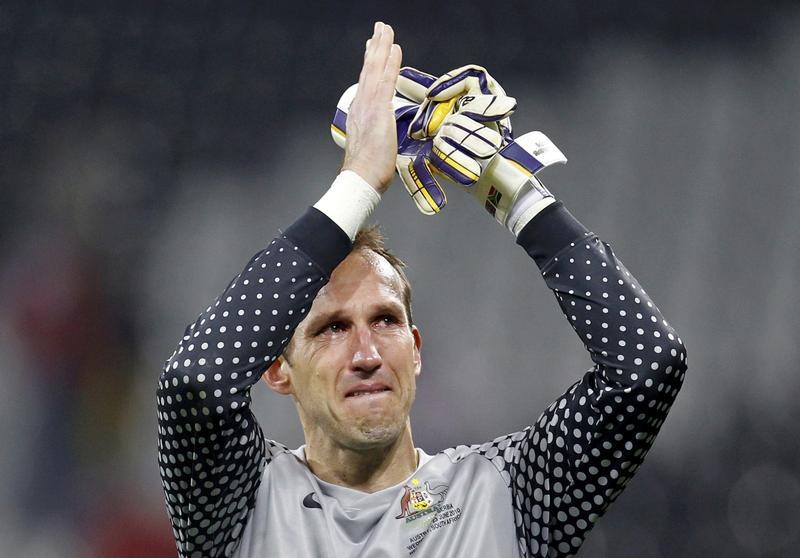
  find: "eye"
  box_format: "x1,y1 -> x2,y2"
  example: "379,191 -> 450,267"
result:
316,321 -> 346,336
376,314 -> 400,326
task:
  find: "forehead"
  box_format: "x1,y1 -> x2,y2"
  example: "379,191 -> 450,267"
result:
313,250 -> 403,309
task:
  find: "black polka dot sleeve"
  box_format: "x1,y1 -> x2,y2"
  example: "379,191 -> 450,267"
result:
156,208 -> 351,558
475,202 -> 686,557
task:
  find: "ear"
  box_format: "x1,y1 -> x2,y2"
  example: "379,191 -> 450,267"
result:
411,325 -> 422,377
262,356 -> 294,395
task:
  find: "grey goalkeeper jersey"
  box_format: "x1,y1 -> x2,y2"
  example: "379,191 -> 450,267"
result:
236,446 -> 520,557
157,203 -> 687,557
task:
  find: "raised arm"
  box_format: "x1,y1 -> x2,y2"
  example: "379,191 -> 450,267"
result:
406,67 -> 687,556
156,22 -> 402,558
442,202 -> 685,557
504,202 -> 686,556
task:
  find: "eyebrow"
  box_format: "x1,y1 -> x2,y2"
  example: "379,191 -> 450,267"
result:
303,310 -> 345,336
304,300 -> 407,335
370,300 -> 407,320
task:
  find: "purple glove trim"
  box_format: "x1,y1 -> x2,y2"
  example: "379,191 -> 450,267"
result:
457,96 -> 516,123
332,108 -> 348,135
410,155 -> 447,207
432,139 -> 478,186
429,67 -> 493,97
408,101 -> 441,138
399,67 -> 436,89
499,141 -> 545,174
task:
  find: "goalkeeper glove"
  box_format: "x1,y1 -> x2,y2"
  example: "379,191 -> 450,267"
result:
408,64 -> 512,140
330,64 -> 567,233
417,102 -> 567,234
391,65 -> 517,215
402,65 -> 567,232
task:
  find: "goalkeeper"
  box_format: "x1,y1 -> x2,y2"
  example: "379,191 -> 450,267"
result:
157,21 -> 686,557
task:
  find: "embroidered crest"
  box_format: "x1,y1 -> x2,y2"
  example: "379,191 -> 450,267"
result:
396,478 -> 449,519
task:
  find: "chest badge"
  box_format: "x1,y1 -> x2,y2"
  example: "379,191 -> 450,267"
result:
395,478 -> 449,519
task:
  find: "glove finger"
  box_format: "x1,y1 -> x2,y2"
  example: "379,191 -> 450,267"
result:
408,65 -> 501,139
397,153 -> 447,214
456,94 -> 517,122
410,66 -> 511,140
395,101 -> 422,155
409,97 -> 458,140
438,114 -> 503,160
409,94 -> 515,140
427,64 -> 506,101
430,138 -> 482,185
396,66 -> 436,104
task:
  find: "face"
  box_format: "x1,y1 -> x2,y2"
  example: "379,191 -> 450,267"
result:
266,250 -> 422,452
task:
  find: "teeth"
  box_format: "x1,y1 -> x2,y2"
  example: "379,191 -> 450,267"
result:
349,389 -> 387,397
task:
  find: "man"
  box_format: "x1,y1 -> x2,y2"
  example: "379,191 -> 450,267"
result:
157,21 -> 687,557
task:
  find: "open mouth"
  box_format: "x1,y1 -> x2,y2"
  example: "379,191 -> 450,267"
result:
345,387 -> 391,398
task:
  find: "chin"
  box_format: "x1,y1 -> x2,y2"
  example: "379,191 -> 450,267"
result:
349,420 -> 405,450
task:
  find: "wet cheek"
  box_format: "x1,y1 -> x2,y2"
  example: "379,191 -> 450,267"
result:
309,354 -> 346,394
376,329 -> 413,345
383,335 -> 416,357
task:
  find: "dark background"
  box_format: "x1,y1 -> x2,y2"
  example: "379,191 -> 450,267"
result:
1,1 -> 799,556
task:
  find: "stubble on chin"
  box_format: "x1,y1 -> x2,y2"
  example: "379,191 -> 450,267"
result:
344,414 -> 407,450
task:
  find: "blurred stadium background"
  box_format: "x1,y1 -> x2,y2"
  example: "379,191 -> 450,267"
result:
1,1 -> 799,556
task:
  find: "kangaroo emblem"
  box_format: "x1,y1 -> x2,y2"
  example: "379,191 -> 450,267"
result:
395,480 -> 448,519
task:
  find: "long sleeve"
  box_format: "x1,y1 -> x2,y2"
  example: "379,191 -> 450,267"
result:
463,202 -> 687,557
156,208 -> 351,558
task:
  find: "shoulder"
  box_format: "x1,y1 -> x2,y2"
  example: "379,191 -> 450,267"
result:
264,440 -> 303,466
439,429 -> 530,464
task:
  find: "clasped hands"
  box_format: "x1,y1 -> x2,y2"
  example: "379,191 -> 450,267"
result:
333,63 -> 567,228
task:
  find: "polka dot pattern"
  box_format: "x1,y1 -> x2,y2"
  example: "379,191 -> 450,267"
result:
446,233 -> 686,557
157,208 -> 686,558
157,234 -> 334,557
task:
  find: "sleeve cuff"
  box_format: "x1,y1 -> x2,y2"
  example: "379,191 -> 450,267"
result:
515,201 -> 592,268
282,207 -> 353,277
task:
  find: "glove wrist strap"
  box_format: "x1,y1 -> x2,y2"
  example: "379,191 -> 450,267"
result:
506,177 -> 555,236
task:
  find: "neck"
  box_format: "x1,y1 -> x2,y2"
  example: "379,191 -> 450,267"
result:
303,425 -> 418,493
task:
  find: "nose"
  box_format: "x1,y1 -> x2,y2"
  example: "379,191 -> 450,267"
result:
350,327 -> 382,375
